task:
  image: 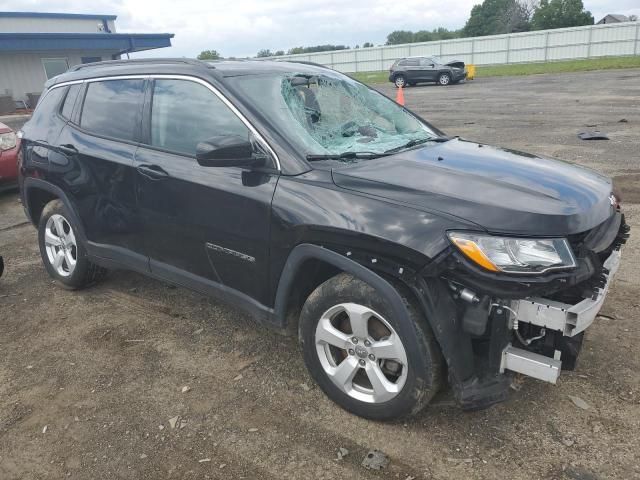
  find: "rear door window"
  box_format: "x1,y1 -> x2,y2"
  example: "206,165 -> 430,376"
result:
149,79 -> 249,156
80,79 -> 145,142
399,59 -> 419,67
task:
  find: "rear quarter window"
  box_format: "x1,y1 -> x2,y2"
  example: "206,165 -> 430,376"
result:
26,87 -> 67,132
80,79 -> 145,142
60,84 -> 82,121
32,87 -> 66,118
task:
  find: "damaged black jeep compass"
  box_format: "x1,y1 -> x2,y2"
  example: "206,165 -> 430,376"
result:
19,59 -> 629,420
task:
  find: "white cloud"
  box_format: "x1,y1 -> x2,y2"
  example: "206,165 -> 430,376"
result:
0,0 -> 638,58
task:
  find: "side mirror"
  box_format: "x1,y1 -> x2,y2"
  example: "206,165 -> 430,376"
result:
195,135 -> 264,168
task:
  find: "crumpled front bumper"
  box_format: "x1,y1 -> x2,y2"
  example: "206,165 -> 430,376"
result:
500,249 -> 622,383
452,70 -> 467,82
512,249 -> 621,337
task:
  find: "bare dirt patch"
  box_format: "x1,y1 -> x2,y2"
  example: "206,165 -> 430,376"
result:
612,173 -> 640,204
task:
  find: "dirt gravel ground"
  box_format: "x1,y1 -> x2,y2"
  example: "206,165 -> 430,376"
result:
1,69 -> 639,480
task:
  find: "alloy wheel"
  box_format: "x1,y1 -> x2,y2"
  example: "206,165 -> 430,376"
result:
314,303 -> 409,403
394,76 -> 406,88
44,214 -> 77,277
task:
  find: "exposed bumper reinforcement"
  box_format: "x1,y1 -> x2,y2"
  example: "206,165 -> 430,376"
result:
500,345 -> 562,384
511,249 -> 621,337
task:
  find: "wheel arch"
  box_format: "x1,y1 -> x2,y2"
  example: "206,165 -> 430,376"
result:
22,177 -> 87,243
392,72 -> 407,83
272,244 -> 415,339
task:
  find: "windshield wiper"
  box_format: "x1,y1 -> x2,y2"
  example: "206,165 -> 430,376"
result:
384,136 -> 451,154
306,151 -> 387,161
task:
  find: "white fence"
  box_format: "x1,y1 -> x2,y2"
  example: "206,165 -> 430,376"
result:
273,22 -> 640,73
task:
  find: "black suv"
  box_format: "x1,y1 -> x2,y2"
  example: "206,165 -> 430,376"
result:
18,59 -> 628,420
389,56 -> 467,87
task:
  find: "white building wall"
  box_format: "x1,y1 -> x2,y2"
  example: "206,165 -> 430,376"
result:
0,17 -> 114,34
0,51 -> 116,102
273,22 -> 640,73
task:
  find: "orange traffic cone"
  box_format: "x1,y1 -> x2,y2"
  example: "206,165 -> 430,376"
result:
396,85 -> 405,106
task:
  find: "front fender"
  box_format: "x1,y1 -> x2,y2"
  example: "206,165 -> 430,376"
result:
273,243 -> 412,335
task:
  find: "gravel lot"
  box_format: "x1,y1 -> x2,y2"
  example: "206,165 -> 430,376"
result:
1,69 -> 639,480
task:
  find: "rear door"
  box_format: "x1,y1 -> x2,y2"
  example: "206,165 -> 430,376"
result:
53,78 -> 147,269
400,59 -> 421,83
134,77 -> 279,304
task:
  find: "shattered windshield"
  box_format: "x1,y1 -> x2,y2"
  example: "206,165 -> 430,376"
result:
232,71 -> 440,158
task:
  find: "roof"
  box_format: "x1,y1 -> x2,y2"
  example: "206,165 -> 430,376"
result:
597,14 -> 630,23
45,58 -> 333,88
0,12 -> 117,20
207,59 -> 332,76
0,32 -> 174,53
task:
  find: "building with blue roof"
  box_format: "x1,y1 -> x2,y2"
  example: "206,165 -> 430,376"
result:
0,12 -> 174,111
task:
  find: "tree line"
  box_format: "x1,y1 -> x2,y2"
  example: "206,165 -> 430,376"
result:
198,0 -> 596,60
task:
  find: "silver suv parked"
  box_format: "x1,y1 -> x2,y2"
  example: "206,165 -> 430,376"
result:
389,56 -> 467,87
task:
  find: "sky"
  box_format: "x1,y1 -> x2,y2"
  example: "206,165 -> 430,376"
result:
1,0 -> 639,58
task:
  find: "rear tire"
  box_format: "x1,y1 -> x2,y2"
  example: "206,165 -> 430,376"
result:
38,199 -> 107,290
299,272 -> 443,420
394,75 -> 407,88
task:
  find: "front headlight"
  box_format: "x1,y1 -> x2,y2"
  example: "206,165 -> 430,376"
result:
0,132 -> 17,151
448,232 -> 576,274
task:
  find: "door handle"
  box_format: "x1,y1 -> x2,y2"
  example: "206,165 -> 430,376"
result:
137,164 -> 169,180
57,144 -> 78,155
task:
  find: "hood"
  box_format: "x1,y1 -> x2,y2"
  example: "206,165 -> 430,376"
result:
445,59 -> 465,69
331,138 -> 614,236
0,122 -> 12,134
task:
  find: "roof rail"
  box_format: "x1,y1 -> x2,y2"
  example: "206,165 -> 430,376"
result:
274,59 -> 331,69
69,58 -> 212,72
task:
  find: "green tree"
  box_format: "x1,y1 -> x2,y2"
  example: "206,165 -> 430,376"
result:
256,49 -> 273,58
274,50 -> 285,56
463,0 -> 532,36
385,30 -> 414,45
433,27 -> 460,40
197,49 -> 222,60
362,42 -> 374,48
287,45 -> 348,54
413,30 -> 434,42
531,0 -> 593,30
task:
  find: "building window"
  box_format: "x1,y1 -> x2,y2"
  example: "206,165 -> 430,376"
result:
42,58 -> 69,80
81,57 -> 102,64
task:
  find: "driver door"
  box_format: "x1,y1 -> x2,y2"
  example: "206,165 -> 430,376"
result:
134,78 -> 278,304
418,58 -> 437,81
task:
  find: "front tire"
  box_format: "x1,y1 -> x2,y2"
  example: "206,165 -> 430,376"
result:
437,73 -> 451,86
38,199 -> 106,289
299,273 -> 443,420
